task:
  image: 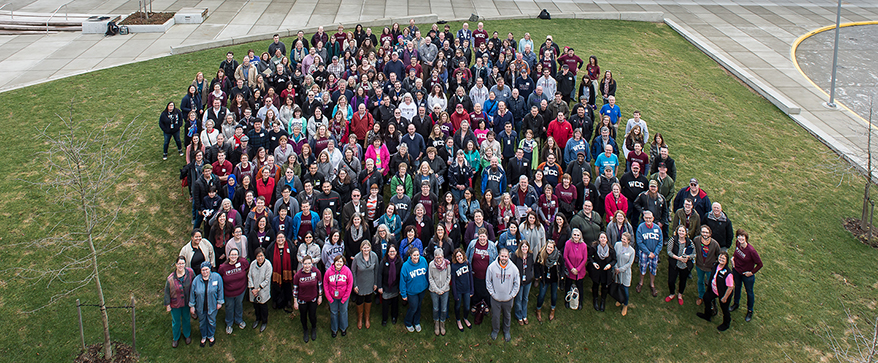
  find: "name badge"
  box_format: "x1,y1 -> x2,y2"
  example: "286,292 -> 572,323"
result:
329,202 -> 335,206
212,281 -> 218,286
334,290 -> 339,298
235,262 -> 241,268
311,272 -> 316,278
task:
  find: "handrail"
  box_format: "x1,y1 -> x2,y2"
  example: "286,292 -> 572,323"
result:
45,0 -> 72,34
0,3 -> 12,20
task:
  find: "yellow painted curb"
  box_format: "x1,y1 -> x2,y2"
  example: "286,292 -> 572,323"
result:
790,21 -> 878,128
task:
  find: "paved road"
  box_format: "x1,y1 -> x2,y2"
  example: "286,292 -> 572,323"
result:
1,0 -> 876,176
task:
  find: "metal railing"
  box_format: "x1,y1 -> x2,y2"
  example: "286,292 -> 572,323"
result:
45,0 -> 72,34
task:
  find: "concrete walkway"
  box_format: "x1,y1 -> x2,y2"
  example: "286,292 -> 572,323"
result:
0,0 -> 876,176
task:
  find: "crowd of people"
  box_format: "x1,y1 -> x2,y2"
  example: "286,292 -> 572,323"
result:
160,20 -> 764,348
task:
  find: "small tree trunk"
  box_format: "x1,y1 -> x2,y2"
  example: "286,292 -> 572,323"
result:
92,240 -> 113,359
863,183 -> 871,231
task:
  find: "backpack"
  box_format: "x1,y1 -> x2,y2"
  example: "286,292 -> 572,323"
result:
106,21 -> 120,36
538,9 -> 551,20
470,299 -> 489,325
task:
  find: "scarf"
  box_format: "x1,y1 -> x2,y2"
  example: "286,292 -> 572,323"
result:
546,248 -> 561,267
350,224 -> 364,241
226,174 -> 237,203
271,242 -> 293,284
433,257 -> 448,271
597,243 -> 609,259
387,255 -> 402,286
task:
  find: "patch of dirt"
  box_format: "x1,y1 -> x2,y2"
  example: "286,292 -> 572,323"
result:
119,12 -> 174,25
73,342 -> 138,363
843,218 -> 878,248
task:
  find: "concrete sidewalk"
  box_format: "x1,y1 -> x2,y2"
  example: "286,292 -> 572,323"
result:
0,0 -> 876,177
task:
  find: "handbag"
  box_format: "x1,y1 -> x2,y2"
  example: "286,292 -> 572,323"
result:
608,280 -> 625,303
565,287 -> 579,310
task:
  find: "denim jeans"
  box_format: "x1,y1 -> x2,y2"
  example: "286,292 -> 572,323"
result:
170,306 -> 191,341
451,188 -> 466,204
163,131 -> 182,154
536,281 -> 558,310
513,282 -> 532,320
404,291 -> 425,328
430,291 -> 449,321
453,292 -> 471,321
621,285 -> 629,306
329,298 -> 349,333
224,292 -> 245,327
696,268 -> 711,298
733,269 -> 756,311
197,310 -> 217,340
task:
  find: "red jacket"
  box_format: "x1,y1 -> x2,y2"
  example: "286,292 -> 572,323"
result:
547,119 -> 573,149
348,111 -> 374,141
604,193 -> 628,223
450,111 -> 470,131
256,177 -> 276,205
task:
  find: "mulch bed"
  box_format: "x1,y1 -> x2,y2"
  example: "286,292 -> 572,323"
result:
844,217 -> 878,248
119,12 -> 174,25
73,342 -> 138,363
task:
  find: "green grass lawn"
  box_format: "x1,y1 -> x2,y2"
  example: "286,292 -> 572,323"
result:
0,18 -> 876,362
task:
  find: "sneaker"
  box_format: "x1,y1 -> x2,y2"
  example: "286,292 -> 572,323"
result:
490,331 -> 498,340
226,326 -> 233,334
162,154 -> 168,160
178,150 -> 184,157
406,325 -> 415,332
745,311 -> 753,322
414,324 -> 422,332
238,322 -> 247,329
504,331 -> 511,342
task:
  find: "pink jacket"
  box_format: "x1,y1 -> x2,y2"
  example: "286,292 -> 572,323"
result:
323,264 -> 353,303
564,240 -> 589,280
364,144 -> 391,176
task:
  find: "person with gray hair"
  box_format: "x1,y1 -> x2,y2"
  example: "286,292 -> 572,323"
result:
428,247 -> 451,335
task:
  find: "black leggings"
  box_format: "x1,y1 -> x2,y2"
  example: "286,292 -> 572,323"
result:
298,300 -> 318,331
354,293 -> 374,305
473,278 -> 489,307
273,282 -> 292,310
253,302 -> 269,323
381,295 -> 399,322
591,279 -> 608,298
668,265 -> 691,295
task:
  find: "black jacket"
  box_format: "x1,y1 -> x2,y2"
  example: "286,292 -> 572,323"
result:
160,110 -> 183,134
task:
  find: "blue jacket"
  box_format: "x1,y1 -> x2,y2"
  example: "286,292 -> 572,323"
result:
591,135 -> 618,161
466,239 -> 498,266
400,237 -> 424,260
189,272 -> 224,316
564,138 -> 590,166
399,258 -> 429,298
291,211 -> 319,239
481,166 -> 506,197
635,222 -> 663,255
492,111 -> 514,135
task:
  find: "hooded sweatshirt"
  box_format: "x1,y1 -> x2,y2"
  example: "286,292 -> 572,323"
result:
485,259 -> 520,302
399,257 -> 429,298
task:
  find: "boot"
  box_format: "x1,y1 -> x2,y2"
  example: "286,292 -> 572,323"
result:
593,296 -> 600,311
363,302 -> 372,329
303,329 -> 310,343
356,304 -> 364,329
549,308 -> 555,321
440,320 -> 446,335
536,309 -> 543,323
600,296 -> 607,312
434,320 -> 441,336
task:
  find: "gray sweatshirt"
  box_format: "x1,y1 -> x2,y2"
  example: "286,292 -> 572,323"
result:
351,251 -> 379,295
485,260 -> 520,302
428,261 -> 451,294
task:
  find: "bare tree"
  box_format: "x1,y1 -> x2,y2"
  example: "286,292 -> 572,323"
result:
819,304 -> 878,363
10,103 -> 142,359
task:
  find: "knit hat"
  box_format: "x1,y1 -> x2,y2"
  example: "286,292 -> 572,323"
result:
200,261 -> 212,270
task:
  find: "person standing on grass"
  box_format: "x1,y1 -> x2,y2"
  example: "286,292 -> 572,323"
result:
400,248 -> 430,333
613,232 -> 635,316
635,211 -> 663,297
293,255 -> 322,343
486,248 -> 520,342
563,228 -> 588,310
451,248 -> 474,331
428,248 -> 452,336
696,252 -> 734,332
511,241 -> 535,325
535,240 -> 562,322
694,225 -> 720,307
378,244 -> 403,326
351,241 -> 379,330
665,225 -> 695,306
218,248 -> 250,335
190,261 -> 224,347
324,255 -> 353,338
160,101 -> 184,160
164,256 -> 194,348
588,233 -> 616,312
247,247 -> 272,333
730,229 -> 762,323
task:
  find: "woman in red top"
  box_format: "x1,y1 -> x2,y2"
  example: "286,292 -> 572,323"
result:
256,166 -> 276,206
604,183 -> 628,223
730,229 -> 762,322
538,184 -> 559,228
293,255 -> 323,342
